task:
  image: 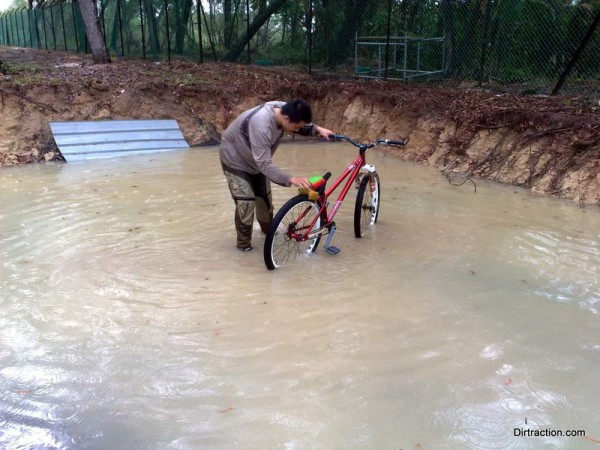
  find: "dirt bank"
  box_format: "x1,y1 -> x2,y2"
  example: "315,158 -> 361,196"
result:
1,47 -> 600,205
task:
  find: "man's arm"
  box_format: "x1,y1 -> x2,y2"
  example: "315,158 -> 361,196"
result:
297,124 -> 334,139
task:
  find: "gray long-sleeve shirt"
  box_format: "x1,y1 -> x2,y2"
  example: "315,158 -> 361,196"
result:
219,101 -> 315,186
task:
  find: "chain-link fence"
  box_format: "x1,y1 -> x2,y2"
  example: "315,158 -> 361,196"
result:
1,0 -> 599,97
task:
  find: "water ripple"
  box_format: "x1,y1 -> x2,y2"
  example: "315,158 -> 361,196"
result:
2,147 -> 600,449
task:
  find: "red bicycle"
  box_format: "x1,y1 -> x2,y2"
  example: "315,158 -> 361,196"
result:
263,134 -> 408,270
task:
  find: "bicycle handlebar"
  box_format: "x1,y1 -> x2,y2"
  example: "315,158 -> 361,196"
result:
328,134 -> 409,147
375,138 -> 409,146
328,134 -> 370,147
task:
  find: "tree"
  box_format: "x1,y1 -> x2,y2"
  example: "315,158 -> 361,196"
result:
174,0 -> 194,54
222,0 -> 288,62
75,0 -> 110,63
223,0 -> 235,49
143,0 -> 161,54
326,0 -> 377,66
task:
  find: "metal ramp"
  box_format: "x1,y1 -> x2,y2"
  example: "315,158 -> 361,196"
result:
49,119 -> 190,162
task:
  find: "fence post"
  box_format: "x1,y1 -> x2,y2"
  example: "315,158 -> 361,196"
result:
478,0 -> 492,87
50,0 -> 58,49
5,13 -> 9,46
14,8 -> 21,46
26,7 -> 34,47
245,0 -> 250,63
0,14 -> 4,46
8,12 -> 12,46
117,0 -> 124,56
20,10 -> 25,47
308,0 -> 312,74
164,0 -> 171,61
138,0 -> 146,59
19,7 -> 27,47
101,0 -> 109,50
552,7 -> 600,95
11,10 -> 17,46
384,0 -> 392,79
41,6 -> 48,49
195,0 -> 202,63
13,11 -> 19,46
32,8 -> 41,49
71,1 -> 79,52
59,0 -> 67,50
403,30 -> 407,80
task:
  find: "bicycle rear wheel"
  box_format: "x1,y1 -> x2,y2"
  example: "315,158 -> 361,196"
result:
264,195 -> 324,270
354,172 -> 381,238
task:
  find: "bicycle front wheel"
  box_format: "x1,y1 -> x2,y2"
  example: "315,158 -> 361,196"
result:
264,195 -> 324,270
354,172 -> 381,238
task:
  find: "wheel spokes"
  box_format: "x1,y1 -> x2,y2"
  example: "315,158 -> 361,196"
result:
270,202 -> 321,267
360,184 -> 378,234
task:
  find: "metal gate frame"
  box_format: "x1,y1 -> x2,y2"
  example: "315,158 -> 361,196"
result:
355,34 -> 446,81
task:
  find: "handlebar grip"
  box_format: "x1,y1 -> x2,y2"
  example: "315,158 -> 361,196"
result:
378,138 -> 409,146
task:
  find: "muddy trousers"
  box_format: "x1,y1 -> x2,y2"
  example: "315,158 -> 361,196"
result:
221,163 -> 274,249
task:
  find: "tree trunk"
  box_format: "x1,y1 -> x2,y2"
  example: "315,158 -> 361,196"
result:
289,6 -> 300,48
109,0 -> 120,52
75,0 -> 110,63
256,0 -> 268,47
222,0 -> 288,62
143,0 -> 161,54
223,0 -> 233,49
174,0 -> 194,54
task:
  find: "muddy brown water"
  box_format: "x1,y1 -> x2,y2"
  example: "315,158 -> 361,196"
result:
1,143 -> 599,449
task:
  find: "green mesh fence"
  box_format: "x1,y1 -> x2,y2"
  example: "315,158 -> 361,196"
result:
1,0 -> 600,97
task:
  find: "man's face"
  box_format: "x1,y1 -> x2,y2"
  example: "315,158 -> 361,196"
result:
282,116 -> 306,133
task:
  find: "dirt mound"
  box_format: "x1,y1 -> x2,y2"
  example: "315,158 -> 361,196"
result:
1,47 -> 600,205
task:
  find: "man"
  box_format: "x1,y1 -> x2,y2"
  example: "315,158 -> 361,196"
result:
219,99 -> 334,251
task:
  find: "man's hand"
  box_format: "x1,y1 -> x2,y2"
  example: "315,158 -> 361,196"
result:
315,125 -> 334,139
290,176 -> 311,189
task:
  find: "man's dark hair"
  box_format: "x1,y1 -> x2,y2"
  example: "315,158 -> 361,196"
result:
281,99 -> 313,124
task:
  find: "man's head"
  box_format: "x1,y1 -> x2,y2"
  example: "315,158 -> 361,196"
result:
280,99 -> 313,133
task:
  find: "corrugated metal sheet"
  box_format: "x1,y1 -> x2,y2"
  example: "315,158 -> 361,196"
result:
49,119 -> 190,161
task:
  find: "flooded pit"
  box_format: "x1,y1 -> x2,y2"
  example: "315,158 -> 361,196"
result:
1,143 -> 599,449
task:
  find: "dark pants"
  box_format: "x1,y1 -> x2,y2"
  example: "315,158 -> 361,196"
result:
222,163 -> 273,248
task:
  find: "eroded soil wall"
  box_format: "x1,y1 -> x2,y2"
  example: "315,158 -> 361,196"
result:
1,48 -> 599,205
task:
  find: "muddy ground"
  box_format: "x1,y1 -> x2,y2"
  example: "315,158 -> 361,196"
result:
1,47 -> 600,205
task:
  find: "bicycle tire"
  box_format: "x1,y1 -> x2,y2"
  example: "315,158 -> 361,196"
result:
354,172 -> 381,238
264,194 -> 324,270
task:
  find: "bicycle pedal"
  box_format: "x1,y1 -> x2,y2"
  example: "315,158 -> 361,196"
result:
324,224 -> 337,249
325,245 -> 341,255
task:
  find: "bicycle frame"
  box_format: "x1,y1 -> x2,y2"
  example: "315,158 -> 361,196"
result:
293,149 -> 372,242
322,152 -> 367,224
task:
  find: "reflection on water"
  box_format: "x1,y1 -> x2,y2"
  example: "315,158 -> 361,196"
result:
1,144 -> 599,449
